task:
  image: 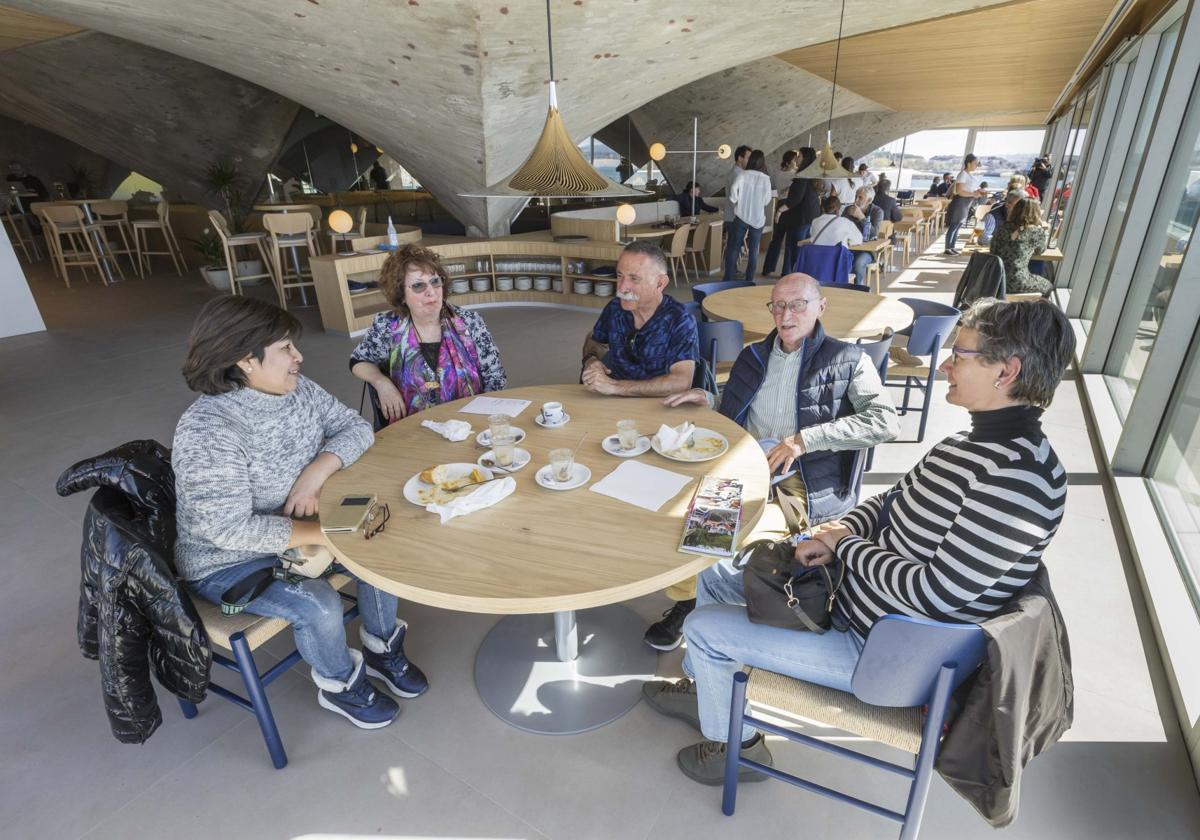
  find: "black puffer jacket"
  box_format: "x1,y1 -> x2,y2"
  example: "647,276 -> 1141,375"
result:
57,440 -> 210,744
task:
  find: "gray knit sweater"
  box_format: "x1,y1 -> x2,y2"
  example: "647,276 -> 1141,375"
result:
172,375 -> 374,581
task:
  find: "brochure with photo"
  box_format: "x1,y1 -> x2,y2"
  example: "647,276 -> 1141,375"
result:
679,476 -> 744,557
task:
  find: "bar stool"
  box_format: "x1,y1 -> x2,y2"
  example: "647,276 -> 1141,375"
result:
209,210 -> 275,297
327,206 -> 367,254
303,204 -> 324,255
1,195 -> 41,261
131,200 -> 184,277
88,200 -> 137,271
262,211 -> 319,308
41,204 -> 125,287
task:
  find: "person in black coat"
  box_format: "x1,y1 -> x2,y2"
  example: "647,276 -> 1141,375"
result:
672,181 -> 719,217
764,147 -> 822,276
57,440 -> 211,744
872,178 -> 903,224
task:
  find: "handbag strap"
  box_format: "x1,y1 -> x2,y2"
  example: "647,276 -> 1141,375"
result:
220,567 -> 278,616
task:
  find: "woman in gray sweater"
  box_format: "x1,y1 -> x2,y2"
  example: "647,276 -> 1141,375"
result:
173,296 -> 426,730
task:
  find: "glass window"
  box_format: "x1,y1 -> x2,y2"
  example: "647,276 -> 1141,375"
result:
1048,87 -> 1097,246
1080,22 -> 1182,326
971,129 -> 1047,191
860,128 -> 969,193
1148,328 -> 1200,597
1106,121 -> 1200,415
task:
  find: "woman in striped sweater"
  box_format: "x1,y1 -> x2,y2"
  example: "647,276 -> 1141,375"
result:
644,298 -> 1076,785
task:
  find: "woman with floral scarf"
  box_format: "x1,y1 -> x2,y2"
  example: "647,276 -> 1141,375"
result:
351,244 -> 506,424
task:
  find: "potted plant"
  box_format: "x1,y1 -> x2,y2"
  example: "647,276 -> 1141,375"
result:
190,229 -> 231,291
202,158 -> 267,284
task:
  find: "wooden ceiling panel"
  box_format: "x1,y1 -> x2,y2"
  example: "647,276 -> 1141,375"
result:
0,5 -> 83,52
780,0 -> 1118,114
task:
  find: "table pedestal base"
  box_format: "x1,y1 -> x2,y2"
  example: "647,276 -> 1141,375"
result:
474,604 -> 658,735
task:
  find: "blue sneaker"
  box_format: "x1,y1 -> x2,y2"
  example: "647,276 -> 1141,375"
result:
314,650 -> 399,729
361,623 -> 429,699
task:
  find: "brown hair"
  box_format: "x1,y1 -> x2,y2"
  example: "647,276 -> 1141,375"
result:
1009,196 -> 1043,229
378,243 -> 451,319
181,296 -> 301,395
821,193 -> 841,215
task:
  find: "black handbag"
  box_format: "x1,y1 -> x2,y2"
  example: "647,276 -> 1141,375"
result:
733,537 -> 845,633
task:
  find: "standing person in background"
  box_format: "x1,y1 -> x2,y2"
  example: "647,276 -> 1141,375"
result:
1028,156 -> 1053,196
764,147 -> 821,277
761,150 -> 800,276
370,161 -> 389,191
832,155 -> 860,208
944,154 -> 988,255
722,144 -> 752,259
857,163 -> 878,189
723,149 -> 774,283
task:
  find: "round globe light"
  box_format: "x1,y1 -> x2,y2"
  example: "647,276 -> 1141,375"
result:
349,142 -> 359,154
328,209 -> 354,234
716,144 -> 732,160
615,203 -> 637,226
648,142 -> 667,162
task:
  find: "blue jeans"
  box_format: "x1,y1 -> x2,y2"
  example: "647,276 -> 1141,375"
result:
190,556 -> 400,683
852,251 -> 874,284
723,217 -> 763,282
682,557 -> 864,742
944,221 -> 964,252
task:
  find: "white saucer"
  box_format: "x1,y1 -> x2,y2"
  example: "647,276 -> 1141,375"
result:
534,413 -> 571,428
534,462 -> 591,491
475,427 -> 527,447
477,447 -> 531,473
601,434 -> 651,458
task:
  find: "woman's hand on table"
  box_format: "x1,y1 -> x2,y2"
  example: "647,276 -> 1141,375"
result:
663,388 -> 709,408
794,538 -> 835,567
374,379 -> 406,422
765,434 -> 806,473
811,521 -> 853,552
283,453 -> 342,518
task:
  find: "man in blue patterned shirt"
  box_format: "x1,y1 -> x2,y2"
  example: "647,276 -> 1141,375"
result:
581,242 -> 698,396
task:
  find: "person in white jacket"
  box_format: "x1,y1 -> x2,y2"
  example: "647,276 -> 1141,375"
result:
723,149 -> 774,282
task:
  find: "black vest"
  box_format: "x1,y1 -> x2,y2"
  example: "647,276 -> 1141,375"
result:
720,321 -> 864,524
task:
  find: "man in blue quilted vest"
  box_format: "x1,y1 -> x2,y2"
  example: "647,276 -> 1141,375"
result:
639,273 -> 898,652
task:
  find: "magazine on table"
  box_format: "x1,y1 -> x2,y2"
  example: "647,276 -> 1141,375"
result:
678,476 -> 744,557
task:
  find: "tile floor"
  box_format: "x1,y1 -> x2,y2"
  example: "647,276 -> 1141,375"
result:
2,243 -> 1199,840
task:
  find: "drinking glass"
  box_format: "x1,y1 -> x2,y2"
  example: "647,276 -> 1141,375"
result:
488,413 -> 512,443
617,419 -> 639,450
492,432 -> 516,467
549,448 -> 574,483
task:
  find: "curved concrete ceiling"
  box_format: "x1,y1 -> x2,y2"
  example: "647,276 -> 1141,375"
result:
0,0 -> 1019,234
0,31 -> 299,207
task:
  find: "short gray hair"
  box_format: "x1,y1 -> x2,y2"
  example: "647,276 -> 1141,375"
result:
958,298 -> 1075,407
620,240 -> 669,277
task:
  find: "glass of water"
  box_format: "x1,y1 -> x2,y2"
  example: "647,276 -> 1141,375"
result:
616,419 -> 639,450
549,448 -> 574,483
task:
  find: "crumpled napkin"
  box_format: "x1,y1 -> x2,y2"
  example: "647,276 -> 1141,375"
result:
425,476 -> 516,524
654,422 -> 696,453
421,418 -> 473,442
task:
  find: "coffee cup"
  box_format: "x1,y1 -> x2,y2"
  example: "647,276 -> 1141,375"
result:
541,401 -> 565,424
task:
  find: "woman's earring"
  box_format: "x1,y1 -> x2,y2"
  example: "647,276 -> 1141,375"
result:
993,380 -> 1001,389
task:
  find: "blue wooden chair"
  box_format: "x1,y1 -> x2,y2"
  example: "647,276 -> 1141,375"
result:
698,319 -> 744,389
722,615 -> 987,840
683,300 -> 702,324
856,330 -> 894,471
692,280 -> 754,306
822,280 -> 870,292
179,580 -> 360,769
887,299 -> 960,442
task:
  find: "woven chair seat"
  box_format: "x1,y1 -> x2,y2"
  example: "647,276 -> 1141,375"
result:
130,219 -> 167,228
228,232 -> 268,245
191,572 -> 352,652
746,668 -> 923,754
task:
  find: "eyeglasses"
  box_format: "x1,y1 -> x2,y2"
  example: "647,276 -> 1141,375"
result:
407,276 -> 443,293
364,501 -> 390,541
948,345 -> 987,365
765,298 -> 822,315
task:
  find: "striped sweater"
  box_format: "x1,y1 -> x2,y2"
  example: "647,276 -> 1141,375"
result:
834,405 -> 1066,641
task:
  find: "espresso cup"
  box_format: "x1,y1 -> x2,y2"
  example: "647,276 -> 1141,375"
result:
541,401 -> 565,424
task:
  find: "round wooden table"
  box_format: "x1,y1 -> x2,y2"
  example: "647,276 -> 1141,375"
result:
701,283 -> 913,343
320,384 -> 770,734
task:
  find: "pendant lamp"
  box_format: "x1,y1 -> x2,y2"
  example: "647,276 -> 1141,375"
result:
795,0 -> 851,181
461,0 -> 645,198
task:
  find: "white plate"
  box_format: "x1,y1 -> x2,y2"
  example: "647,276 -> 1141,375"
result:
601,434 -> 651,458
477,447 -> 531,472
534,412 -> 571,428
475,426 -> 527,447
403,463 -> 493,507
651,427 -> 730,462
534,462 -> 592,491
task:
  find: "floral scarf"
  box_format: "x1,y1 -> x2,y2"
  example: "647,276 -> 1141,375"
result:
387,311 -> 483,419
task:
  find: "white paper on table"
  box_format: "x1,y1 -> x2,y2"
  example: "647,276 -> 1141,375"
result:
458,396 -> 532,417
589,461 -> 694,512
